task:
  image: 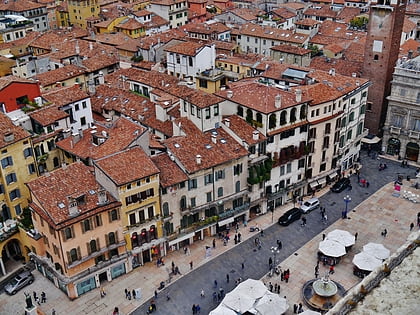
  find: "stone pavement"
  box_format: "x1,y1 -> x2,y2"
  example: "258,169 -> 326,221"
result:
0,152 -> 418,315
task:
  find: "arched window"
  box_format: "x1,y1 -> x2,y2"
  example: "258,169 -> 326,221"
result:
300,105 -> 306,120
256,113 -> 262,124
70,248 -> 78,263
162,202 -> 170,217
53,157 -> 59,168
246,109 -> 253,123
235,181 -> 240,193
280,111 -> 287,125
269,114 -> 276,129
64,227 -> 72,240
237,106 -> 243,117
218,187 -> 223,197
180,196 -> 187,209
108,232 -> 116,245
374,54 -> 379,61
90,239 -> 97,253
290,108 -> 297,122
149,225 -> 157,240
110,209 -> 119,221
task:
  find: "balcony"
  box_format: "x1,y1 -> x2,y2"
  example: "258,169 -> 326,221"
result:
0,220 -> 19,242
267,188 -> 285,200
390,126 -> 401,135
126,216 -> 160,232
408,130 -> 420,139
218,202 -> 250,220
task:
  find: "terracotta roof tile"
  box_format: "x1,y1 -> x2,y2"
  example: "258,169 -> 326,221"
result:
223,115 -> 266,145
0,112 -> 31,149
310,56 -> 363,77
151,0 -> 185,5
32,64 -> 86,87
399,39 -> 420,59
0,0 -> 45,11
295,18 -> 321,27
29,105 -> 69,127
271,44 -> 311,55
164,40 -> 208,56
238,23 -> 309,44
26,162 -> 120,227
403,17 -> 416,33
164,118 -> 248,174
136,29 -> 185,50
81,52 -> 119,72
56,117 -> 146,160
304,4 -> 338,19
42,85 -> 90,107
116,17 -> 145,30
95,147 -> 159,185
0,75 -> 38,90
151,153 -> 188,187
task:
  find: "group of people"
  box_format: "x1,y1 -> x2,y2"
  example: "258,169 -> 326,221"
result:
191,303 -> 201,314
378,163 -> 388,171
124,288 -> 137,300
33,291 -> 47,305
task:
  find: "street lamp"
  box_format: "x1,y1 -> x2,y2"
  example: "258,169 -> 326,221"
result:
343,195 -> 351,219
270,246 -> 280,269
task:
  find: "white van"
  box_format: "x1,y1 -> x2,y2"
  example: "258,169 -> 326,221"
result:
300,198 -> 320,213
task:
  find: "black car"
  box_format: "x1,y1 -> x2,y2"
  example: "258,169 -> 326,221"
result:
331,177 -> 351,193
278,208 -> 302,226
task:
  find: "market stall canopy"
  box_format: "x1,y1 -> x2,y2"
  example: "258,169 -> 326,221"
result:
235,279 -> 268,300
327,229 -> 355,247
353,252 -> 383,271
222,291 -> 255,314
363,243 -> 390,260
209,304 -> 238,315
253,292 -> 289,315
319,239 -> 346,257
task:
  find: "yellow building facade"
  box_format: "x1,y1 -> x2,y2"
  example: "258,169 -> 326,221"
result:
67,0 -> 100,29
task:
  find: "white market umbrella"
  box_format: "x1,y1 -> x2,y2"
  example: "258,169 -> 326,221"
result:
353,252 -> 383,271
254,292 -> 289,315
319,239 -> 346,257
327,229 -> 355,247
363,243 -> 390,260
209,304 -> 238,315
222,291 -> 255,314
235,279 -> 268,300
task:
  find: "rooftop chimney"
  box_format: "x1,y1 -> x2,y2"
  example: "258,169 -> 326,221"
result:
252,130 -> 259,141
67,197 -> 79,217
89,42 -> 93,51
72,132 -> 81,144
196,154 -> 202,165
227,90 -> 233,98
329,68 -> 336,76
295,89 -> 302,103
211,134 -> 217,144
224,118 -> 230,128
408,50 -> 413,59
4,131 -> 14,143
274,94 -> 282,108
352,73 -> 357,78
97,190 -> 108,205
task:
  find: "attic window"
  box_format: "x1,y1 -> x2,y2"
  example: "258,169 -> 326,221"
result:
174,143 -> 180,148
89,190 -> 96,195
58,202 -> 65,209
220,139 -> 227,144
76,194 -> 86,205
205,144 -> 212,149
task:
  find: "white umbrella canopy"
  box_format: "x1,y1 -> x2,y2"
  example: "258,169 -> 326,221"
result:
353,252 -> 383,271
254,292 -> 289,315
235,279 -> 268,300
209,304 -> 238,315
222,291 -> 255,314
327,229 -> 355,247
319,239 -> 347,257
363,243 -> 390,260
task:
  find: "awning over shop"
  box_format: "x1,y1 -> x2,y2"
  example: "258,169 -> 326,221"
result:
328,172 -> 338,180
318,177 -> 327,186
361,136 -> 381,144
168,232 -> 195,246
218,217 -> 235,226
309,180 -> 319,189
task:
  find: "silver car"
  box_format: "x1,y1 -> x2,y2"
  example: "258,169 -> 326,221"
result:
4,271 -> 34,295
300,198 -> 320,213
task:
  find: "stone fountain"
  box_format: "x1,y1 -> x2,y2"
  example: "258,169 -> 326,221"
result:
302,272 -> 346,312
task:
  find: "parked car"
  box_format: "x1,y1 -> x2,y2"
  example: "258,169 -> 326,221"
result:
331,177 -> 351,193
278,208 -> 302,226
300,198 -> 320,213
4,271 -> 34,295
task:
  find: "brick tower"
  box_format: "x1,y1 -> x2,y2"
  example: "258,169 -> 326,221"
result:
362,0 -> 406,136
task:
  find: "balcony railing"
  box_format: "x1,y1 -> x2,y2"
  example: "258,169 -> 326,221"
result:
218,202 -> 250,220
0,224 -> 19,242
408,130 -> 420,139
390,126 -> 401,135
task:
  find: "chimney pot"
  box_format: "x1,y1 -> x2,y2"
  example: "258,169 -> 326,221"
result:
227,90 -> 233,98
295,89 -> 302,103
275,94 -> 282,108
252,130 -> 259,140
196,155 -> 202,164
225,118 -> 230,128
211,134 -> 217,143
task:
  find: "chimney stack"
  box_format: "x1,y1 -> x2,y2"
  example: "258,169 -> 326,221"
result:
67,197 -> 79,217
295,89 -> 302,103
274,94 -> 282,108
224,118 -> 230,128
196,155 -> 202,164
211,134 -> 217,144
329,68 -> 336,76
252,130 -> 259,141
352,73 -> 357,78
227,91 -> 233,98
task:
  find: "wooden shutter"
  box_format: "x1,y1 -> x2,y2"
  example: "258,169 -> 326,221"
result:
77,246 -> 81,260
71,226 -> 75,239
108,211 -> 112,223
61,230 -> 67,241
66,251 -> 71,263
96,238 -> 100,251
115,231 -> 119,243
80,222 -> 85,233
98,214 -> 102,226
87,242 -> 91,255
105,233 -> 109,247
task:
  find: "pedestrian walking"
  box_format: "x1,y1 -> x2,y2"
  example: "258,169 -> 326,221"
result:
196,304 -> 201,314
226,274 -> 230,283
200,289 -> 205,298
113,307 -> 119,315
284,271 -> 290,283
212,238 -> 216,248
192,304 -> 197,315
268,257 -> 273,268
214,280 -> 218,288
100,287 -> 106,298
366,181 -> 370,188
293,304 -> 298,313
41,291 -> 46,303
355,232 -> 358,241
277,283 -> 280,294
315,270 -> 319,278
132,289 -> 136,300
410,222 -> 414,231
127,291 -> 131,300
298,302 -> 303,313
212,291 -> 217,302
323,214 -> 328,224
322,233 -> 326,241
381,228 -> 388,237
238,232 -> 242,242
154,290 -> 158,299
51,309 -> 56,315
190,261 -> 193,270
184,247 -> 188,255
241,262 -> 245,270
301,216 -> 307,227
329,265 -> 335,274
125,288 -> 129,299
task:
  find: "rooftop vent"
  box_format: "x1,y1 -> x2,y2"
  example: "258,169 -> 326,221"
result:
196,154 -> 202,164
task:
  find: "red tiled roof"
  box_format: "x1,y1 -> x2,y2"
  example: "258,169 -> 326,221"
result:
29,105 -> 69,127
0,75 -> 38,90
0,112 -> 31,149
310,56 -> 363,77
42,85 -> 90,107
164,118 -> 248,174
95,147 -> 159,185
238,23 -> 309,44
271,44 -> 311,55
223,115 -> 266,145
56,117 -> 146,160
0,0 -> 45,11
26,162 -> 120,228
151,153 -> 188,187
32,64 -> 85,87
164,40 -> 208,56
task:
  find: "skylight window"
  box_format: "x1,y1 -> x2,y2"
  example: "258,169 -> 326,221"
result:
174,143 -> 180,148
205,144 -> 212,149
58,202 -> 65,209
89,190 -> 96,195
